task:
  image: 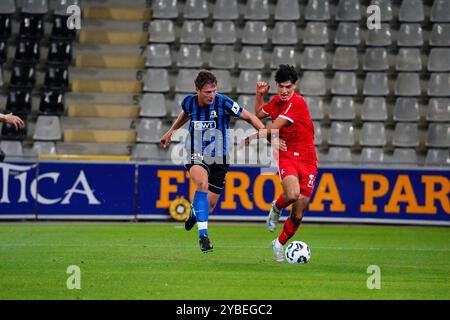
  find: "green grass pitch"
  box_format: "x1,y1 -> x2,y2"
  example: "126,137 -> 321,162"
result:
0,222 -> 449,300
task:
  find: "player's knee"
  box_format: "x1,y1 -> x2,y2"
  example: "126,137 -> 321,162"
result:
285,190 -> 300,203
195,181 -> 209,192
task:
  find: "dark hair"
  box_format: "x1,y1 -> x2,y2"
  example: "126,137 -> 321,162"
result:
275,64 -> 298,84
195,70 -> 217,90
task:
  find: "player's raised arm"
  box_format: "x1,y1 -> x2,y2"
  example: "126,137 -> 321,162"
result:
254,82 -> 270,119
160,110 -> 189,149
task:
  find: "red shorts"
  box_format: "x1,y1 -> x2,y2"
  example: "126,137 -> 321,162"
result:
278,157 -> 318,198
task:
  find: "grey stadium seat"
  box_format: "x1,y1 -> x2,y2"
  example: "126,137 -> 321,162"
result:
426,99 -> 450,122
426,123 -> 450,148
238,46 -> 264,70
329,97 -> 356,120
21,0 -> 48,15
136,119 -> 169,143
272,22 -> 298,45
0,140 -> 22,157
328,122 -> 355,146
237,95 -> 256,111
32,141 -> 56,155
363,48 -> 389,71
212,70 -> 232,93
242,21 -> 268,45
140,93 -> 167,118
152,0 -> 178,19
300,71 -> 327,96
395,73 -> 421,96
363,73 -> 389,96
369,0 -> 393,22
275,0 -> 300,21
175,69 -> 199,93
430,24 -> 450,47
209,45 -> 235,69
360,148 -> 385,165
0,0 -> 16,14
366,24 -> 392,47
183,0 -> 209,20
170,94 -> 187,118
396,48 -> 422,72
393,123 -> 419,147
54,0 -> 79,16
210,21 -> 237,45
360,122 -> 386,147
397,24 -> 423,47
361,97 -> 388,121
428,73 -> 450,97
425,149 -> 450,166
313,121 -> 322,146
331,72 -> 357,96
177,45 -> 203,68
143,68 -> 170,93
145,44 -> 172,68
336,0 -> 361,22
271,47 -> 296,69
326,147 -> 352,163
305,0 -> 330,21
391,148 -> 418,165
428,49 -> 450,72
430,0 -> 450,23
398,0 -> 424,23
301,47 -> 327,70
303,22 -> 329,45
333,47 -> 358,71
213,0 -> 238,20
180,21 -> 206,44
237,71 -> 263,94
393,98 -> 420,122
304,96 -> 325,120
33,116 -> 61,141
149,20 -> 175,43
335,23 -> 361,46
244,0 -> 270,20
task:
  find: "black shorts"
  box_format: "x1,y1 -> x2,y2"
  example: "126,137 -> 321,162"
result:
185,161 -> 230,195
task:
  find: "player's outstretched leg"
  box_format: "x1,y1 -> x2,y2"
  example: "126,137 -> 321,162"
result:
184,203 -> 197,231
271,196 -> 308,262
266,200 -> 281,232
193,190 -> 213,253
266,176 -> 299,232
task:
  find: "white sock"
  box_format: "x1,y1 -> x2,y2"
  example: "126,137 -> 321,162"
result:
274,239 -> 283,249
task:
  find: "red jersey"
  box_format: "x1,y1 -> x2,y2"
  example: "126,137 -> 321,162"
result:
262,93 -> 317,164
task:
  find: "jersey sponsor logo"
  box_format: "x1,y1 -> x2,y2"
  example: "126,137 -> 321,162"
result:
193,121 -> 216,130
281,168 -> 286,175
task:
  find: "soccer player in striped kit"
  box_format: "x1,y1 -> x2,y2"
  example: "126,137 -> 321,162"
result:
160,70 -> 266,253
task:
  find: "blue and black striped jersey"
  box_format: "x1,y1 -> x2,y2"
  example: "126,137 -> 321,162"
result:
181,93 -> 243,159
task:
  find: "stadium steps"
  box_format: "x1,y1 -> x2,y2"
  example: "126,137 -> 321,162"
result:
75,55 -> 145,68
56,142 -> 132,156
61,117 -> 136,143
71,80 -> 142,93
64,129 -> 136,143
83,7 -> 152,21
68,104 -> 139,118
65,92 -> 137,106
79,31 -> 149,45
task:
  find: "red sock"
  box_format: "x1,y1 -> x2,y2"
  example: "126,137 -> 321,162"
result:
278,218 -> 300,245
275,195 -> 288,210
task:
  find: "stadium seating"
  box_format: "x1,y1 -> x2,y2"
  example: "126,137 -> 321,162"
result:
0,0 -> 446,168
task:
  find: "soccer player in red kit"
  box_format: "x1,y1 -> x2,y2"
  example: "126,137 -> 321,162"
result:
249,65 -> 318,262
